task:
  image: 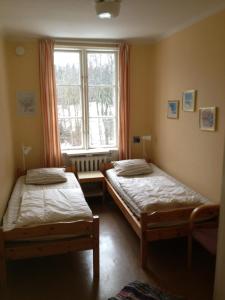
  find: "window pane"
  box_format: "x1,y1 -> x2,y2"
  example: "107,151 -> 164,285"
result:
55,48 -> 118,151
88,86 -> 116,117
89,118 -> 116,147
59,118 -> 83,149
57,86 -> 82,118
54,51 -> 81,85
55,50 -> 83,150
87,52 -> 116,85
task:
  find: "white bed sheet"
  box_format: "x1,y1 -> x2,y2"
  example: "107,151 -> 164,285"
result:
3,173 -> 92,232
106,164 -> 210,219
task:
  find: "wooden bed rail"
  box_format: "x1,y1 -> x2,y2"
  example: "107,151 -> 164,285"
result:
0,216 -> 99,288
105,178 -> 141,236
100,162 -> 113,175
3,218 -> 96,241
142,207 -> 195,224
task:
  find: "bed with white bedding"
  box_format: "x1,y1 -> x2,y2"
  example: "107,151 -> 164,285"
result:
3,173 -> 92,232
103,160 -> 213,267
0,168 -> 99,287
106,163 -> 209,219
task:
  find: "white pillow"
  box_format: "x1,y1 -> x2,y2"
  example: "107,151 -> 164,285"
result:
25,168 -> 67,185
113,159 -> 152,176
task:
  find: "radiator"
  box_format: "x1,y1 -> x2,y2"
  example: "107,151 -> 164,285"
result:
70,155 -> 110,172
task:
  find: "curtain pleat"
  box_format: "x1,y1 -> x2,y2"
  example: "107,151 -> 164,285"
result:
39,39 -> 62,167
119,43 -> 130,160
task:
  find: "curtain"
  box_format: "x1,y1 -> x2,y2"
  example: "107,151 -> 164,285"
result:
39,39 -> 62,167
119,42 -> 130,160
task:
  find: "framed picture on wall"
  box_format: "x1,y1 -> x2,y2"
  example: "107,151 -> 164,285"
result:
199,107 -> 217,131
167,100 -> 179,119
182,89 -> 196,112
17,91 -> 36,115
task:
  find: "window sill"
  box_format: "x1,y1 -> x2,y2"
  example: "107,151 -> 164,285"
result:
62,148 -> 118,157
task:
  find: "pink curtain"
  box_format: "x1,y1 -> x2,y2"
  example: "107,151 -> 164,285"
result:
39,39 -> 62,167
119,43 -> 130,160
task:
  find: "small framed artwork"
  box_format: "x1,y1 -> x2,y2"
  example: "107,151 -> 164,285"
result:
183,89 -> 196,112
167,100 -> 179,119
199,107 -> 217,131
17,91 -> 36,116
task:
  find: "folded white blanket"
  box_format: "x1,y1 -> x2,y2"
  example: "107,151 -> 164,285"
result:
16,188 -> 92,227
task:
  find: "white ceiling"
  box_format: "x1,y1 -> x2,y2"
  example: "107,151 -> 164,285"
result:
0,0 -> 225,41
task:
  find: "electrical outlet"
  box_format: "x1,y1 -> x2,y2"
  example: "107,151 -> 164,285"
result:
133,136 -> 141,143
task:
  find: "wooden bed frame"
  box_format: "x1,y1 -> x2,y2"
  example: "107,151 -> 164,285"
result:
101,163 -> 218,268
0,167 -> 99,289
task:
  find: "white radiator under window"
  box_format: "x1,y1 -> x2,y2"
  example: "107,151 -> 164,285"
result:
70,155 -> 110,172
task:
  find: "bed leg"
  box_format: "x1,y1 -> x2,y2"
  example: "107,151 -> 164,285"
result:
93,216 -> 99,278
140,213 -> 148,269
140,236 -> 148,268
0,230 -> 7,290
187,232 -> 192,269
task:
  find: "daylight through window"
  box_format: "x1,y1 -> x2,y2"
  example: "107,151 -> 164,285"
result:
54,47 -> 119,151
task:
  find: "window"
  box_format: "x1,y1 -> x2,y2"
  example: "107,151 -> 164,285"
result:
54,47 -> 119,152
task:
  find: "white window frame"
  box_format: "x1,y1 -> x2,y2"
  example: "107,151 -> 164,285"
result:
54,45 -> 119,154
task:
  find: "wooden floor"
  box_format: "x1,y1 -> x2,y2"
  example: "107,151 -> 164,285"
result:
3,198 -> 216,300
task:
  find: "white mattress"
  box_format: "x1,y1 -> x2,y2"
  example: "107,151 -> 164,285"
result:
3,173 -> 92,232
106,164 -> 210,219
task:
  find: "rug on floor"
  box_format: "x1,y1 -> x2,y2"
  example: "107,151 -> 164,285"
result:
108,280 -> 185,300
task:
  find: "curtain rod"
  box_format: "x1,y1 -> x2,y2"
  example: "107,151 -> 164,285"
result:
54,38 -> 122,46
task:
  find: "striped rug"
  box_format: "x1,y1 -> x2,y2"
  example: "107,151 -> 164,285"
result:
108,281 -> 185,300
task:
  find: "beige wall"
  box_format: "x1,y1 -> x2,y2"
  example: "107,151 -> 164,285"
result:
6,39 -> 43,170
151,10 -> 225,203
130,44 -> 152,158
0,31 -> 15,220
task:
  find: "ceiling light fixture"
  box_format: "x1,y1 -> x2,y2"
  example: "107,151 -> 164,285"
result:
95,0 -> 121,19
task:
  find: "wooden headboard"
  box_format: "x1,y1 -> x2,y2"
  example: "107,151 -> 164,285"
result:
99,162 -> 113,176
